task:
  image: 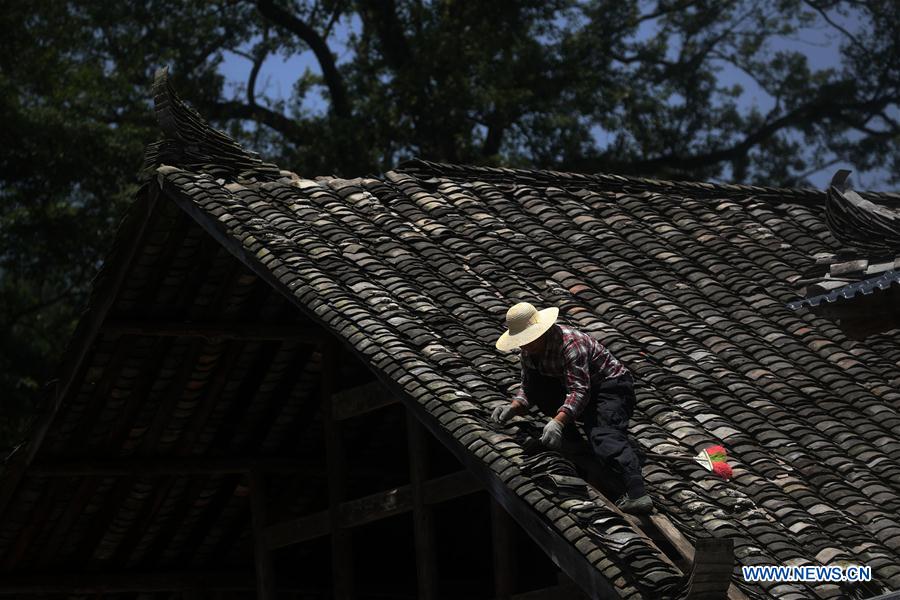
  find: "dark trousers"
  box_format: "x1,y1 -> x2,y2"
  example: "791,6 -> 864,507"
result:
523,369 -> 647,498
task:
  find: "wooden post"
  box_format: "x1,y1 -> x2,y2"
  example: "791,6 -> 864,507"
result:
491,499 -> 516,599
685,537 -> 736,600
406,410 -> 438,599
322,340 -> 353,599
249,469 -> 276,600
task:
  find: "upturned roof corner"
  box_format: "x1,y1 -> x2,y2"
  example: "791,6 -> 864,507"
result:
141,66 -> 284,184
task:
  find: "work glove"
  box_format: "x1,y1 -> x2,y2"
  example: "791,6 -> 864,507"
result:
491,404 -> 516,425
540,419 -> 564,450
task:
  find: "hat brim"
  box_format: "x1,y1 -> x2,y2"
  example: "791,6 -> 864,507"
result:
495,307 -> 559,351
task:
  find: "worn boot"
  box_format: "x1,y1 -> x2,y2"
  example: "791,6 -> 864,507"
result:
616,493 -> 654,515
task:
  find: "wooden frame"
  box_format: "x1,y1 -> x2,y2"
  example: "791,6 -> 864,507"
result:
491,498 -> 517,599
0,186 -> 161,524
28,457 -> 322,477
159,184 -> 741,598
103,319 -> 322,343
407,411 -> 438,599
265,469 -> 480,549
249,469 -> 276,600
321,340 -> 353,600
332,380 -> 399,421
0,571 -> 322,595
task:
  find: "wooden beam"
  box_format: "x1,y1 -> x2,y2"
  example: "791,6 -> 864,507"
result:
249,470 -> 276,600
265,469 -> 482,549
0,186 -> 161,523
508,581 -> 585,600
147,338 -> 280,566
321,340 -> 353,600
33,339 -> 176,571
491,499 -> 516,599
407,410 -> 438,599
0,571 -> 253,594
332,380 -> 398,421
102,319 -> 322,343
569,451 -> 749,600
168,344 -> 318,570
685,537 -> 736,600
647,513 -> 696,566
420,468 -> 483,504
29,457 -> 319,477
647,516 -> 747,600
112,338 -> 246,568
351,376 -> 623,598
0,572 -> 324,595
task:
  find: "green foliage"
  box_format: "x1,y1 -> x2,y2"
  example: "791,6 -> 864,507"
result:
1,0 -> 898,448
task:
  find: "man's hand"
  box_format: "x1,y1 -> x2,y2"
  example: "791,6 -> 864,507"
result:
540,418 -> 564,449
491,401 -> 523,425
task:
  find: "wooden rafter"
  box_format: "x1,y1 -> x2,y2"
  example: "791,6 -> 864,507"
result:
145,340 -> 301,568
685,538 -> 737,600
34,338 -> 177,568
0,571 -> 322,595
0,187 -> 162,525
102,319 -> 324,343
0,573 -> 597,598
29,457 -> 321,477
332,380 -> 399,421
568,451 -> 748,600
70,249 -> 238,568
265,469 -> 482,549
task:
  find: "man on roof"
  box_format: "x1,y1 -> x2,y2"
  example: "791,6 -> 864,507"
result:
492,302 -> 653,515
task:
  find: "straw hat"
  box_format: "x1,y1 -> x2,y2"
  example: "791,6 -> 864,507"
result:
495,302 -> 559,351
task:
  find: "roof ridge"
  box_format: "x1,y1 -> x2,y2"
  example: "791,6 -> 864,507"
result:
141,67 -> 284,183
396,158 -> 900,205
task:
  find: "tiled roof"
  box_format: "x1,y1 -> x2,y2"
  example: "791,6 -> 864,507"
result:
790,171 -> 900,312
6,68 -> 899,599
136,71 -> 900,599
789,269 -> 900,309
825,170 -> 900,254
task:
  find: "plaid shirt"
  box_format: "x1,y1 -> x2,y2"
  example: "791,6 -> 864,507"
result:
513,324 -> 628,418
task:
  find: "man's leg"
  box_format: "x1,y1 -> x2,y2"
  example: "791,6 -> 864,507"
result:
584,374 -> 651,511
586,424 -> 646,498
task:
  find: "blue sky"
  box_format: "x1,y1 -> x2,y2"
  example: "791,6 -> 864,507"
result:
218,9 -> 889,189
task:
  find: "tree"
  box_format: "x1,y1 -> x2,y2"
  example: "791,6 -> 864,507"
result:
1,0 -> 898,447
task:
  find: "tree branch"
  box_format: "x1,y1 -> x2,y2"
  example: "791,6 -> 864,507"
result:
356,0 -> 411,69
247,30 -> 271,106
255,0 -> 350,119
633,0 -> 707,25
618,89 -> 896,173
4,282 -> 79,329
323,1 -> 345,38
482,112 -> 506,158
208,101 -> 311,142
795,156 -> 843,181
802,0 -> 868,56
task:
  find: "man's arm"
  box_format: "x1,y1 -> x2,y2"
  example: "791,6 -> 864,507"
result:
493,360 -> 531,424
559,342 -> 590,421
512,358 -> 531,408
